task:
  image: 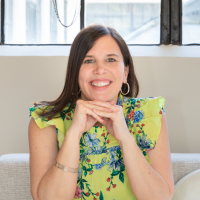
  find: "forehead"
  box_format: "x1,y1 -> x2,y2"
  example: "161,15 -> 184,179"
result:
86,35 -> 123,57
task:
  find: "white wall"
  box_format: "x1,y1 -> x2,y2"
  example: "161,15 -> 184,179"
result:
0,54 -> 200,156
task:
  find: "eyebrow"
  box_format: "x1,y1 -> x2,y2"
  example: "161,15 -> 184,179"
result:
85,54 -> 119,58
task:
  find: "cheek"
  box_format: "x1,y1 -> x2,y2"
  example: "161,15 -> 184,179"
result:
78,66 -> 91,85
78,68 -> 85,85
111,67 -> 124,80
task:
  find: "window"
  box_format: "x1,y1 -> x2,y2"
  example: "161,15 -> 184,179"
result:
182,0 -> 200,44
0,0 -> 1,38
85,0 -> 161,44
3,0 -> 80,44
0,0 -> 200,45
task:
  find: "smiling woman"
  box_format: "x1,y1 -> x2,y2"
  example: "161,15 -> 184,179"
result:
28,24 -> 174,200
79,34 -> 131,104
31,24 -> 139,119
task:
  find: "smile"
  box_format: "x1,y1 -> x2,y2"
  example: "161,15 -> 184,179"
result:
91,81 -> 111,87
89,81 -> 112,91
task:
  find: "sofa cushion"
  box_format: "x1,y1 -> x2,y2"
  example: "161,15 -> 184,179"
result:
0,153 -> 200,200
171,169 -> 200,200
0,153 -> 33,200
171,153 -> 200,185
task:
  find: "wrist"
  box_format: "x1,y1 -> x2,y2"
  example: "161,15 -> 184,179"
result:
117,134 -> 133,148
66,127 -> 82,141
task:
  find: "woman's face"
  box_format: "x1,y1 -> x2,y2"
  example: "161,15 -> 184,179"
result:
78,35 -> 129,104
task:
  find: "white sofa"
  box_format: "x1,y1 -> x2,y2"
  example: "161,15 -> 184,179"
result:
0,153 -> 200,200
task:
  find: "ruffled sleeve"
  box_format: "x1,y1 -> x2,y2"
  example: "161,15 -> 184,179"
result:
29,105 -> 66,150
132,96 -> 165,165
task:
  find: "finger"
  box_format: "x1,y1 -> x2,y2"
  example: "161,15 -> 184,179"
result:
109,101 -> 115,105
103,117 -> 109,120
84,106 -> 105,123
100,117 -> 111,126
93,108 -> 115,119
88,101 -> 117,111
88,100 -> 112,108
85,102 -> 113,112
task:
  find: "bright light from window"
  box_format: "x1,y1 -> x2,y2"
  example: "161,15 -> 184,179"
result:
182,0 -> 200,44
85,0 -> 161,44
4,0 -> 80,44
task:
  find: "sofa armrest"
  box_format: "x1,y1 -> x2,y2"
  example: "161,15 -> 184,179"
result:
171,153 -> 200,185
0,153 -> 33,200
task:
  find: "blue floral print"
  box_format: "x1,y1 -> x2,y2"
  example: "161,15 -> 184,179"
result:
133,110 -> 144,123
108,151 -> 124,172
109,146 -> 121,152
94,157 -> 110,170
84,132 -> 100,147
122,96 -> 130,104
136,134 -> 152,151
78,164 -> 83,179
117,98 -> 122,106
29,92 -> 165,200
115,159 -> 124,170
95,163 -> 103,170
109,151 -> 117,163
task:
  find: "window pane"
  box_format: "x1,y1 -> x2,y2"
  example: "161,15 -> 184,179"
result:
85,0 -> 161,44
182,0 -> 200,44
0,0 -> 1,40
4,0 -> 80,44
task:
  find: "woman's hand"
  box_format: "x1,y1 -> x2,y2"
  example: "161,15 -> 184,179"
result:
69,99 -> 113,139
88,100 -> 131,142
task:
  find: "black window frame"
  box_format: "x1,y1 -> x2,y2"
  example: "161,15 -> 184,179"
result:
0,0 -> 199,46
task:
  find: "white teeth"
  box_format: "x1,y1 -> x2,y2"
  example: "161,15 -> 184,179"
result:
91,82 -> 111,87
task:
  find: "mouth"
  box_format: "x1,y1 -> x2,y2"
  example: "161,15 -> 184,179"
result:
89,81 -> 112,90
90,81 -> 112,87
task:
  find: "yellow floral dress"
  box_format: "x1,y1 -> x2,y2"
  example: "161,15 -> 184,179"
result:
29,92 -> 165,200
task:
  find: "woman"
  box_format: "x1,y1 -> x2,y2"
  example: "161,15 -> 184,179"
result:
28,24 -> 174,200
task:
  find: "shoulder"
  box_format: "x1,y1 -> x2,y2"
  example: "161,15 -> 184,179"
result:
124,95 -> 165,114
29,105 -> 51,125
28,104 -> 66,132
123,95 -> 166,154
29,102 -> 72,120
146,110 -> 174,198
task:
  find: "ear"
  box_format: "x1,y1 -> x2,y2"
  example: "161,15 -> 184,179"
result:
123,65 -> 129,82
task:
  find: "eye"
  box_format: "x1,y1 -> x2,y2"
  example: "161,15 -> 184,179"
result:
107,58 -> 116,62
84,59 -> 94,64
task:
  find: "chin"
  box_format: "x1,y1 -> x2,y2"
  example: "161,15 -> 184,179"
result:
92,95 -> 111,102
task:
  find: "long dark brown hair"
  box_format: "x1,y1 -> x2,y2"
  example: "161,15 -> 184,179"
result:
33,24 -> 139,119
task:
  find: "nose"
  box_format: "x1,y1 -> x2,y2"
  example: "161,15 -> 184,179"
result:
94,62 -> 106,75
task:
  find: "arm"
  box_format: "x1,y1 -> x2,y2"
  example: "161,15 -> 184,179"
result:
28,117 -> 80,200
118,111 -> 174,200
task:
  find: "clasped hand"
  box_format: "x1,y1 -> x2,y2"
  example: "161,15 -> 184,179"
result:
70,98 -> 131,143
88,100 -> 131,142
